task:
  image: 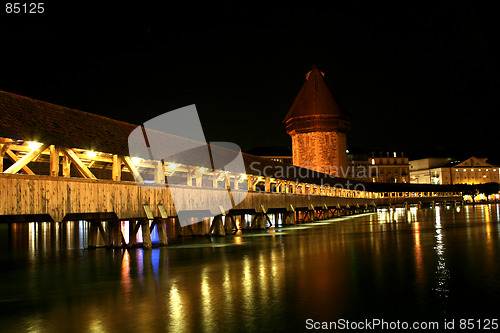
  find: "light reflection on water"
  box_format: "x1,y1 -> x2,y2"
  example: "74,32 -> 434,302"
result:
0,205 -> 500,332
433,206 -> 450,300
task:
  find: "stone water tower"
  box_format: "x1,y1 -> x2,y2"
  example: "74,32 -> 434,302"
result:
283,65 -> 350,176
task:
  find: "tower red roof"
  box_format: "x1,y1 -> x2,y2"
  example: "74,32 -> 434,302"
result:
283,65 -> 350,134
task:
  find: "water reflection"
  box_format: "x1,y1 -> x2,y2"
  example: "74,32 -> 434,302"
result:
1,205 -> 500,331
433,207 -> 450,300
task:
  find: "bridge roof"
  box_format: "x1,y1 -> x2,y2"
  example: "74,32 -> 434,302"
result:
0,90 -> 136,156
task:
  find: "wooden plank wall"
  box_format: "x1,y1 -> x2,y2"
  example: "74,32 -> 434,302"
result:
0,174 -> 377,222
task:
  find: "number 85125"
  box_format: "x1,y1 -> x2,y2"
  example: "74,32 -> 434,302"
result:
5,3 -> 44,14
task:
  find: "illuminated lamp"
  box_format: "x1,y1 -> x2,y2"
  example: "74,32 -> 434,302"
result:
27,141 -> 42,150
86,151 -> 97,158
131,157 -> 142,165
167,163 -> 178,170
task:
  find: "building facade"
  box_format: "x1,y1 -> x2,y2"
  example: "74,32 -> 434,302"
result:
347,150 -> 370,180
245,147 -> 293,164
347,151 -> 409,183
410,156 -> 499,185
283,66 -> 350,177
368,152 -> 409,183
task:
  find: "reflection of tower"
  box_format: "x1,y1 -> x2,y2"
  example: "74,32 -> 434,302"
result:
283,66 -> 350,176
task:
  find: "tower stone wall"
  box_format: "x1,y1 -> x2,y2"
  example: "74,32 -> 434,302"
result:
290,130 -> 347,176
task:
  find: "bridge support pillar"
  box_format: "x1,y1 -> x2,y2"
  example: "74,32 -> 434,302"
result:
322,204 -> 329,219
88,220 -> 99,248
335,204 -> 341,217
108,219 -> 122,248
308,205 -> 315,222
224,215 -> 237,234
274,213 -> 280,227
156,219 -> 168,246
140,218 -> 152,249
250,213 -> 266,229
210,215 -> 226,236
284,207 -> 295,226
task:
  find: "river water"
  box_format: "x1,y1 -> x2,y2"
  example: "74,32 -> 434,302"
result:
1,204 -> 499,332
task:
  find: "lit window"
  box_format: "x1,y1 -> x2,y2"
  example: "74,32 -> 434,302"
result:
371,158 -> 375,165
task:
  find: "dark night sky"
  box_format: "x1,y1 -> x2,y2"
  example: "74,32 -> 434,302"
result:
1,2 -> 499,161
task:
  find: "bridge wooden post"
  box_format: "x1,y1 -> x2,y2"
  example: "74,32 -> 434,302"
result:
273,212 -> 280,226
140,218 -> 152,249
154,161 -> 166,184
308,204 -> 315,222
128,220 -> 137,247
250,208 -> 267,229
322,204 -> 329,219
335,204 -> 341,217
49,145 -> 59,177
224,215 -> 237,234
0,143 -> 6,172
255,214 -> 267,229
209,215 -> 226,236
112,155 -> 122,181
157,205 -> 169,246
109,219 -> 123,248
284,205 -> 295,225
88,220 -> 99,248
62,154 -> 71,177
156,219 -> 168,245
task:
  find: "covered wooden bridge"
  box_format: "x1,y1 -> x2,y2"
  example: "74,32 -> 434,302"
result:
0,90 -> 463,248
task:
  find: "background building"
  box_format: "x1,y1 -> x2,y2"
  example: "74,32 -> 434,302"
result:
347,148 -> 369,180
409,157 -> 456,184
368,152 -> 409,183
410,156 -> 499,185
347,150 -> 409,183
245,147 -> 292,164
